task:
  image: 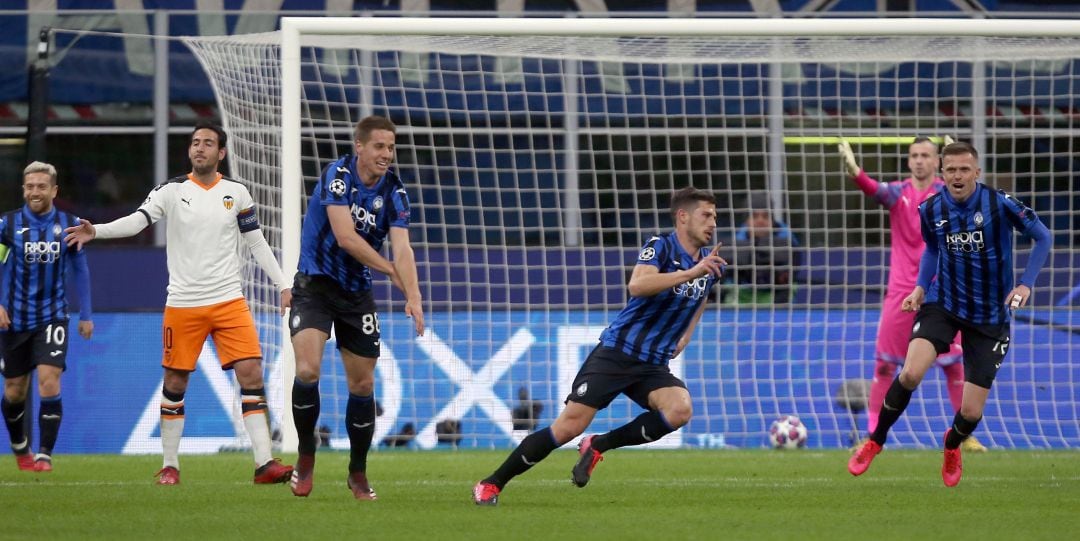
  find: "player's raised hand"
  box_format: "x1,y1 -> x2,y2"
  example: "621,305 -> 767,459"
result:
694,242 -> 727,279
838,140 -> 861,179
63,219 -> 97,249
1005,284 -> 1031,310
901,286 -> 925,312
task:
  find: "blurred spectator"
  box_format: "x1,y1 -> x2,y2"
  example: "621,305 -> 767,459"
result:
511,386 -> 543,431
381,423 -> 416,448
318,424 -> 332,448
436,419 -> 462,447
727,193 -> 799,304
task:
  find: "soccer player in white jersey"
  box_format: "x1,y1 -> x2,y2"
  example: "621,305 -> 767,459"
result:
64,123 -> 293,485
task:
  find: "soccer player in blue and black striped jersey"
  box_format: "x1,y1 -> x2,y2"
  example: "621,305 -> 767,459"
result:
0,162 -> 93,472
473,187 -> 727,506
849,142 -> 1052,487
288,115 -> 424,500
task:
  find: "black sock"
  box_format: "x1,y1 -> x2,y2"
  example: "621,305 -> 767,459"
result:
37,395 -> 62,456
292,378 -> 320,456
345,393 -> 376,473
945,413 -> 981,450
484,427 -> 560,489
1,397 -> 28,453
592,410 -> 674,453
870,377 -> 914,445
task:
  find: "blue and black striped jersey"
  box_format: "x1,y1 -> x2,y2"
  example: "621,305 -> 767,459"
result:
918,183 -> 1043,325
599,232 -> 718,365
0,206 -> 92,331
297,155 -> 411,292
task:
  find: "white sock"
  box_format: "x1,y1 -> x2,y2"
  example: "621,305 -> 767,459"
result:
242,398 -> 273,467
160,393 -> 184,470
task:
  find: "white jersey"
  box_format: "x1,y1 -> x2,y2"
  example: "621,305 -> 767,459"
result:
139,173 -> 255,308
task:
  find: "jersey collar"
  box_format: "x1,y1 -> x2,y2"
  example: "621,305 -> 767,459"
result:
187,172 -> 223,191
21,204 -> 56,223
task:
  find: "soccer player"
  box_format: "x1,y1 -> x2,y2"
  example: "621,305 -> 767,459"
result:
63,122 -> 293,486
848,142 -> 1052,486
0,161 -> 93,472
472,187 -> 726,506
288,115 -> 424,501
839,136 -> 985,453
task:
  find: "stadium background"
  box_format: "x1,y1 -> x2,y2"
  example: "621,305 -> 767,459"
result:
0,0 -> 1076,454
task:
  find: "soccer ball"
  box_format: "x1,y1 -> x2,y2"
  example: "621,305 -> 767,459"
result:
768,415 -> 808,449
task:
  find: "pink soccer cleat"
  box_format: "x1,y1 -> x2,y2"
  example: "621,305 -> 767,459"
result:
156,466 -> 180,485
15,451 -> 34,472
290,454 -> 315,497
848,439 -> 882,476
571,435 -> 605,488
472,481 -> 500,506
347,471 -> 377,501
32,454 -> 52,472
254,458 -> 293,484
942,431 -> 963,487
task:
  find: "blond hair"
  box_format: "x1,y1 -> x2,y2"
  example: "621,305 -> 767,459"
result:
23,161 -> 57,185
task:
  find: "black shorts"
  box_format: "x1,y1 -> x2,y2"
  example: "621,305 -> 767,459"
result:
911,303 -> 1010,389
1,319 -> 70,378
565,346 -> 687,410
289,273 -> 380,358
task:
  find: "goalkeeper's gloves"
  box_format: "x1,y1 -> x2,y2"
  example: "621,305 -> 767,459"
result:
943,134 -> 955,147
838,140 -> 860,178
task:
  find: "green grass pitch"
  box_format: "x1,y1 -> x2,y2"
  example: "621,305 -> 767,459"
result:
2,449 -> 1077,540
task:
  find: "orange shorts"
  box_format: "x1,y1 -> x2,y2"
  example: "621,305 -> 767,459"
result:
162,298 -> 262,372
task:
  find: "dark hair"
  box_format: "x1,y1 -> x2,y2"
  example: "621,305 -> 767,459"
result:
354,115 -> 397,143
942,141 -> 978,161
911,135 -> 937,148
670,187 -> 717,219
191,121 -> 227,149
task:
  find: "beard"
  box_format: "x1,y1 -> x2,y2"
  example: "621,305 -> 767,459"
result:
192,162 -> 216,176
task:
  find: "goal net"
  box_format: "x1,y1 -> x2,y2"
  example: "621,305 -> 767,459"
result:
184,18 -> 1079,450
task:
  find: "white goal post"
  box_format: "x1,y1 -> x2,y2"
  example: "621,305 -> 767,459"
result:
184,17 -> 1080,452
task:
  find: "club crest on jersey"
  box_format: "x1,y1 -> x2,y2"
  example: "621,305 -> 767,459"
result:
974,212 -> 984,227
372,196 -> 384,211
639,247 -> 656,261
576,382 -> 588,397
222,195 -> 234,210
52,224 -> 62,236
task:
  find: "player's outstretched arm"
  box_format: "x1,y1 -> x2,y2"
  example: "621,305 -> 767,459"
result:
65,212 -> 152,249
390,227 -> 424,337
